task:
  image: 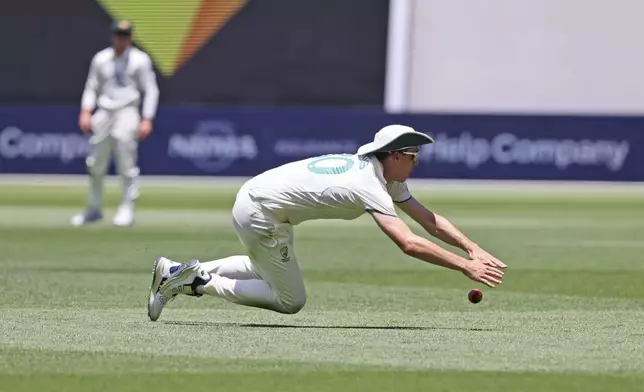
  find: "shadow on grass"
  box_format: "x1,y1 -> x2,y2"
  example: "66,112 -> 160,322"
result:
161,320 -> 495,332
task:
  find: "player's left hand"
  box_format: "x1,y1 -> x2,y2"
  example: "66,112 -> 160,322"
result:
468,245 -> 507,269
138,119 -> 153,140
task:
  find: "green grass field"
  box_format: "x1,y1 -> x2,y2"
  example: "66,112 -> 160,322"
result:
1,179 -> 643,391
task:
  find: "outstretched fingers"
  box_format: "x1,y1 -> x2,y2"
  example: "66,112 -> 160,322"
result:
463,261 -> 507,288
484,266 -> 504,285
489,255 -> 507,269
479,278 -> 495,288
482,258 -> 507,269
486,266 -> 504,278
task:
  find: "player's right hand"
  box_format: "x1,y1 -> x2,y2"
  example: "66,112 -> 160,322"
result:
462,259 -> 504,288
79,110 -> 92,133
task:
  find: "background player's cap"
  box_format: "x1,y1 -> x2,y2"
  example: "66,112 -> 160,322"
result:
111,20 -> 133,36
356,125 -> 434,155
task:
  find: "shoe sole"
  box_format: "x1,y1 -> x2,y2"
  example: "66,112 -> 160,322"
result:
71,215 -> 103,227
147,257 -> 166,321
159,259 -> 200,298
113,220 -> 134,227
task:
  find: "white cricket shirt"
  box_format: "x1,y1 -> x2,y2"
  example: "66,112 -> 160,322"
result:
243,154 -> 412,225
81,46 -> 159,119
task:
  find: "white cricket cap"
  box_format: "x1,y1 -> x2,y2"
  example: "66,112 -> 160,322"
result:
356,125 -> 434,156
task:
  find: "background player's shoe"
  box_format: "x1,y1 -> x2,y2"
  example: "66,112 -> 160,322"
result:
113,204 -> 134,227
70,209 -> 103,227
148,257 -> 182,322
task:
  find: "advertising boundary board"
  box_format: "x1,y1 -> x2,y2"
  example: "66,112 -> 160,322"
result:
1,106 -> 642,181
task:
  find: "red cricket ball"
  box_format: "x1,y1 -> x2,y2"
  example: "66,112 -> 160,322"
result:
468,289 -> 483,303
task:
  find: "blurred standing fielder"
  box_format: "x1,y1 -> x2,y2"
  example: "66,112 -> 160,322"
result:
147,125 -> 507,321
72,20 -> 159,227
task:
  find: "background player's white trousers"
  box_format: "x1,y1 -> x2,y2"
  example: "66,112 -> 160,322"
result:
85,107 -> 140,210
200,187 -> 307,314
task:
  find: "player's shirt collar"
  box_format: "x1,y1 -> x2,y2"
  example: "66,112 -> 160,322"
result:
368,155 -> 388,186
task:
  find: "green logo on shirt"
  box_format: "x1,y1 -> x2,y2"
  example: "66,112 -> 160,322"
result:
358,155 -> 371,170
307,155 -> 354,175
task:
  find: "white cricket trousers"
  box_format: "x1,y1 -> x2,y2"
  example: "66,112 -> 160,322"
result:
86,106 -> 140,181
201,186 -> 307,314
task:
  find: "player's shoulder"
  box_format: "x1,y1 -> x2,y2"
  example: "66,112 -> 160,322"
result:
130,47 -> 153,63
354,154 -> 381,175
92,47 -> 114,63
343,154 -> 386,188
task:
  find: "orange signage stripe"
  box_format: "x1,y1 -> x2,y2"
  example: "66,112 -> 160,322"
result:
175,0 -> 247,73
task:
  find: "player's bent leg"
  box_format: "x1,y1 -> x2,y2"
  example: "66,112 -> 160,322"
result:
200,215 -> 307,314
113,137 -> 139,227
157,252 -> 307,315
150,187 -> 307,318
71,128 -> 112,227
212,189 -> 307,314
198,270 -> 306,314
200,255 -> 262,280
112,108 -> 140,227
244,240 -> 307,314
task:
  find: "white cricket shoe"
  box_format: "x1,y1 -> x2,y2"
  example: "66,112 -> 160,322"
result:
148,257 -> 182,322
161,259 -> 210,295
70,209 -> 103,227
149,259 -> 210,321
113,204 -> 134,227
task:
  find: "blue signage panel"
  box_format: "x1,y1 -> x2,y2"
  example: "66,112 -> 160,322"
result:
1,106 -> 642,181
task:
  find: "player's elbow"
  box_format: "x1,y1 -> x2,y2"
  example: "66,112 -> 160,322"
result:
399,235 -> 422,256
145,87 -> 159,101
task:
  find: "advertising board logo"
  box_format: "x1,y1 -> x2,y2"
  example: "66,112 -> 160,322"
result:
97,0 -> 248,77
0,126 -> 90,163
168,120 -> 258,173
420,132 -> 630,172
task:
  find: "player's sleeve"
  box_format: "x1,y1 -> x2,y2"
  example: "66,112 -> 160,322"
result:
388,181 -> 412,203
357,180 -> 398,217
137,54 -> 160,120
80,56 -> 99,111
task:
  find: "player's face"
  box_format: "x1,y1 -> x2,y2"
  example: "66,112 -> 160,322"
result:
390,147 -> 419,181
111,34 -> 132,53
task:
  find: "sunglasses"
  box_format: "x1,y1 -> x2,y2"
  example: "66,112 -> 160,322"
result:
398,151 -> 419,164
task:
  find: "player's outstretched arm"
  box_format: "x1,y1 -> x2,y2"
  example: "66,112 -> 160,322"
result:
369,211 -> 504,288
398,198 -> 507,269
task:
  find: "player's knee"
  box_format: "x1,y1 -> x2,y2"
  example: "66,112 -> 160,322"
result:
279,295 -> 306,315
86,156 -> 105,177
118,166 -> 140,179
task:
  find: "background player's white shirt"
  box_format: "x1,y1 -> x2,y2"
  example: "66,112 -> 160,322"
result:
243,154 -> 412,225
81,47 -> 159,119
